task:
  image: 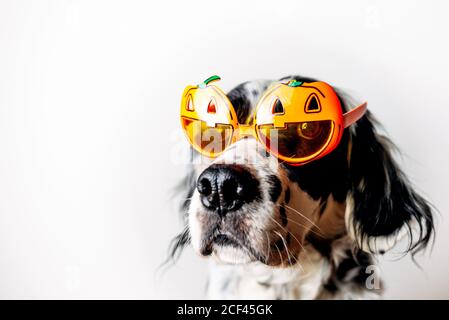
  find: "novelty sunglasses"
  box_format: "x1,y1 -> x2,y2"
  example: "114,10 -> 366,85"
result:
180,75 -> 367,166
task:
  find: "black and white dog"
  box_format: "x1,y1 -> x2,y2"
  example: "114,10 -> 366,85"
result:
170,75 -> 434,299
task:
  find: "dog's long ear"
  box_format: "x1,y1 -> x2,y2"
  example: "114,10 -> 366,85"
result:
165,166 -> 196,265
345,111 -> 434,254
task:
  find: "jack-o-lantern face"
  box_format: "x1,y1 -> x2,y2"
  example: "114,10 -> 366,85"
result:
180,76 -> 367,165
254,80 -> 345,164
180,76 -> 238,158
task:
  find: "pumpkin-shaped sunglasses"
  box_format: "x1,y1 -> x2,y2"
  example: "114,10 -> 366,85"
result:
180,76 -> 367,165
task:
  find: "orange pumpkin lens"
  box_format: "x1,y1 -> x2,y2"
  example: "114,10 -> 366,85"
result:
181,117 -> 234,157
256,121 -> 333,161
298,122 -> 322,139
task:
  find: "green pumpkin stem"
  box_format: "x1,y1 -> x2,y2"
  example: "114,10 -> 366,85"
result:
203,75 -> 221,86
287,80 -> 303,87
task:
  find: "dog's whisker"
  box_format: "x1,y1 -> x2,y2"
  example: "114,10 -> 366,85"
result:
264,231 -> 272,264
268,217 -> 298,266
279,212 -> 326,239
282,204 -> 323,232
284,240 -> 303,269
273,241 -> 284,267
275,203 -> 324,236
282,236 -> 303,269
267,215 -> 312,268
273,230 -> 293,266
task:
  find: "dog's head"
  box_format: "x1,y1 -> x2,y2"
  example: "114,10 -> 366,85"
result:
171,76 -> 434,267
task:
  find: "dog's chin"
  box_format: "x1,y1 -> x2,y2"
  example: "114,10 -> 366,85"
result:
211,245 -> 254,265
193,230 -> 303,267
209,242 -> 300,267
197,233 -> 256,265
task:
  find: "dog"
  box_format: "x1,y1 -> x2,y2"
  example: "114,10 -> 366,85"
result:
169,75 -> 434,299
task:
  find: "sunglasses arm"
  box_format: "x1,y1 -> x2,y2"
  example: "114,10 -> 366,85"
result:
343,102 -> 368,128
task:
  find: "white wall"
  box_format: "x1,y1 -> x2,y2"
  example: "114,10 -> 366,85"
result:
0,0 -> 448,299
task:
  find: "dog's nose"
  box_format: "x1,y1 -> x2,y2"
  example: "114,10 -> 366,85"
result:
197,165 -> 259,216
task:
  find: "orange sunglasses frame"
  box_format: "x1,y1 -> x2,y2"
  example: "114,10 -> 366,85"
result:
180,76 -> 367,166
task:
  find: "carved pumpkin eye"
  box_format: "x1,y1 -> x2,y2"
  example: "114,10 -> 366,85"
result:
271,98 -> 284,114
207,98 -> 217,114
186,94 -> 194,111
305,94 -> 321,113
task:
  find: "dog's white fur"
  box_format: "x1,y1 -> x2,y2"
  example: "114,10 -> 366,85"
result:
206,238 -> 380,300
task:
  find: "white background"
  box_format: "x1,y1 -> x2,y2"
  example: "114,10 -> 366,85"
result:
0,0 -> 448,299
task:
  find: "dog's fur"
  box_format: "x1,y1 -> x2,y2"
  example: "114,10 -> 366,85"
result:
169,75 -> 434,299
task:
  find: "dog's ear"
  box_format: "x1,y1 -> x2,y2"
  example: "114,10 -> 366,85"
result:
345,111 -> 434,254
